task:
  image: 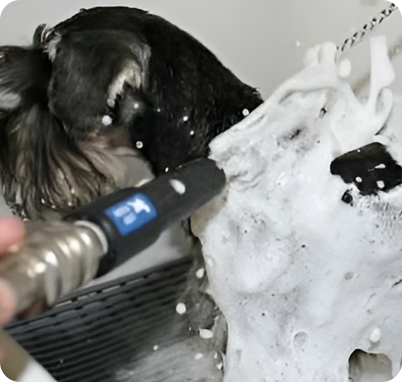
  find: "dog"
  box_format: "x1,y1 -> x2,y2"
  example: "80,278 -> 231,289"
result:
0,6 -> 263,219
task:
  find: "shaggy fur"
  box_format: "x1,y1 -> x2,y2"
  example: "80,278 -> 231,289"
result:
0,7 -> 262,219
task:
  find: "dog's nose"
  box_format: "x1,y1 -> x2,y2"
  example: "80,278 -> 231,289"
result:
330,142 -> 402,195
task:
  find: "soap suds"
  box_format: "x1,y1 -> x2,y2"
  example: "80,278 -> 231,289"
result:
192,37 -> 402,381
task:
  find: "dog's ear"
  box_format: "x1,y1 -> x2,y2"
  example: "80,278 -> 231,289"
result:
0,25 -> 53,216
0,25 -> 51,117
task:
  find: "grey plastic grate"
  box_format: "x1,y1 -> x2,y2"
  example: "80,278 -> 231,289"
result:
5,256 -> 194,382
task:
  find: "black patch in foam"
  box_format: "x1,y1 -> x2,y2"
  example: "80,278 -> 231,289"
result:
330,142 -> 402,195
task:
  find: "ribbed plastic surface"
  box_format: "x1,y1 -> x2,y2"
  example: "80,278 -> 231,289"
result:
5,257 -> 194,382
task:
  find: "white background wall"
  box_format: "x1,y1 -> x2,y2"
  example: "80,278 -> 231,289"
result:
0,0 -> 401,216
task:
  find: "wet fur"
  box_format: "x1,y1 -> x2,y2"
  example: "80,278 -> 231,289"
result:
0,7 -> 262,218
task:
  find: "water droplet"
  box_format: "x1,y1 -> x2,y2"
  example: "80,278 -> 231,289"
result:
136,141 -> 143,149
183,115 -> 189,122
134,102 -> 140,109
242,109 -> 250,117
156,108 -> 161,113
176,303 -> 187,315
196,268 -> 205,279
169,179 -> 186,194
355,177 -> 362,183
102,115 -> 112,126
190,130 -> 195,136
165,167 -> 169,172
369,327 -> 382,343
199,329 -> 213,339
153,345 -> 159,351
377,180 -> 385,189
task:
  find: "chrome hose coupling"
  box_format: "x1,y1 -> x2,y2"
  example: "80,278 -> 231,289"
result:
0,220 -> 107,315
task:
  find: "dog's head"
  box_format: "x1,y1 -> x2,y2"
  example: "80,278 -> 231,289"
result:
0,26 -> 137,219
0,7 -> 262,219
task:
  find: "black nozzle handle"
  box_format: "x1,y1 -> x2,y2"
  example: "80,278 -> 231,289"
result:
64,158 -> 225,276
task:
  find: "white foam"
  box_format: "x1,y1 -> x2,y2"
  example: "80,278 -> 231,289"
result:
192,38 -> 401,381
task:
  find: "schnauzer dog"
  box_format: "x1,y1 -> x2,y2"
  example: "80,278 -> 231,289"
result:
0,6 -> 262,218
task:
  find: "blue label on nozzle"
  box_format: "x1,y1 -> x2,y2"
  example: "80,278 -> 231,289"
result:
105,193 -> 158,236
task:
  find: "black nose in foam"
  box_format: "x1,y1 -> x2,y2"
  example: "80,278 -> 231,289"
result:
330,142 -> 402,195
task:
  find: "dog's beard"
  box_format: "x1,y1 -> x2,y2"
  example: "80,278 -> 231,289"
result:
0,103 -> 139,219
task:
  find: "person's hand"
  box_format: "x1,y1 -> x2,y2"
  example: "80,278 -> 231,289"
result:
0,216 -> 26,326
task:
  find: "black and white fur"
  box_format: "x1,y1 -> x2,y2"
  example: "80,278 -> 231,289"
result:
0,7 -> 262,218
